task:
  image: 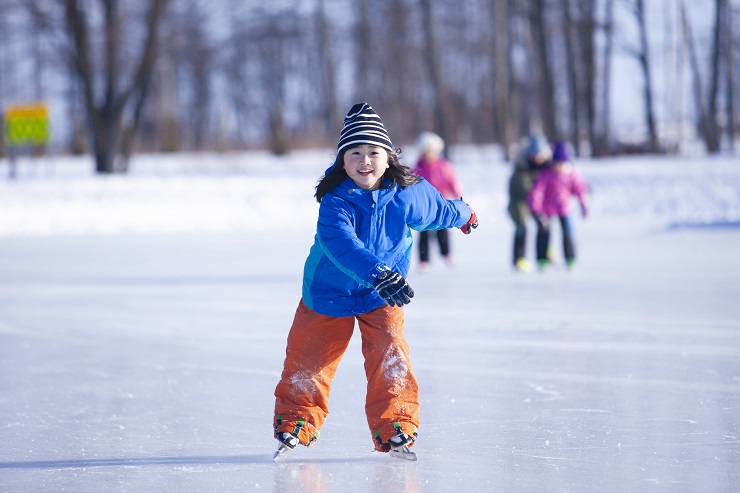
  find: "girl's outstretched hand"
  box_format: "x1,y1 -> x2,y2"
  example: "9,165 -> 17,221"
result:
373,270 -> 414,307
461,205 -> 479,234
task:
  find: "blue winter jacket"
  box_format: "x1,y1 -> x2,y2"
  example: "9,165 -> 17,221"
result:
302,176 -> 471,317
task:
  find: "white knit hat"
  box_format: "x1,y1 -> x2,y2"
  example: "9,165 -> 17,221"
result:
416,131 -> 445,154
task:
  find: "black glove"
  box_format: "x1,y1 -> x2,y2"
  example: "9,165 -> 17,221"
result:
373,270 -> 414,307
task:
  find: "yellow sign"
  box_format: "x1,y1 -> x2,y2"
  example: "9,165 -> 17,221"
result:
3,102 -> 50,146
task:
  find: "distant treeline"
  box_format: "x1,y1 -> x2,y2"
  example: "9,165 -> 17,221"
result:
0,0 -> 736,173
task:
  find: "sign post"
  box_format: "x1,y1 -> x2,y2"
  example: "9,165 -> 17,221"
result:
3,102 -> 51,178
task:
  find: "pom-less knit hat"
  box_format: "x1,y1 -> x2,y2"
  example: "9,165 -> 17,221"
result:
525,134 -> 551,159
337,103 -> 394,156
552,141 -> 570,162
416,131 -> 445,154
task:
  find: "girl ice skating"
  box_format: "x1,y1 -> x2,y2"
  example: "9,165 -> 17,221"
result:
528,140 -> 588,270
272,103 -> 478,460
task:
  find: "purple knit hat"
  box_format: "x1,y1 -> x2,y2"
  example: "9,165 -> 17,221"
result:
552,141 -> 570,162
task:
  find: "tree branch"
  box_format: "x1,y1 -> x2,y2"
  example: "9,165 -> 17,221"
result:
116,0 -> 169,115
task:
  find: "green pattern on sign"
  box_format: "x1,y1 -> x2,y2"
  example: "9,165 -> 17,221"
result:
3,103 -> 50,146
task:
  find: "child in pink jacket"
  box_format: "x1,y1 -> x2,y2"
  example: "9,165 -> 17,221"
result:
412,132 -> 464,272
528,141 -> 588,270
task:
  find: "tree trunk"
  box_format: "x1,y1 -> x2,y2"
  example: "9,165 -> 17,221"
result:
354,0 -> 379,105
119,72 -> 153,171
598,0 -> 615,155
681,0 -> 710,152
706,0 -> 724,153
316,0 -> 339,137
270,102 -> 288,156
725,0 -> 735,152
493,0 -> 513,159
579,0 -> 597,155
561,0 -> 581,153
530,0 -> 558,138
0,14 -> 6,158
635,0 -> 659,150
419,0 -> 453,149
64,0 -> 168,173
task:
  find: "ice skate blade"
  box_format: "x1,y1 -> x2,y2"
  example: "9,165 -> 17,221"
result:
272,444 -> 289,461
389,445 -> 417,461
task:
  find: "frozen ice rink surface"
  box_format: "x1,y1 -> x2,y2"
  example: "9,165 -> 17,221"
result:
0,152 -> 738,492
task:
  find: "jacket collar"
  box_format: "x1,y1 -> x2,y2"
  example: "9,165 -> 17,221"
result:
333,177 -> 397,209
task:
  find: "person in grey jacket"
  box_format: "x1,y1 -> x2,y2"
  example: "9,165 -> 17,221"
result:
507,134 -> 552,272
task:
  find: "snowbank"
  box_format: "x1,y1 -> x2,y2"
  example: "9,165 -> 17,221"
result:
1,149 -> 738,237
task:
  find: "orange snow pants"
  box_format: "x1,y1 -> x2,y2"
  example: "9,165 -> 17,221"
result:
273,299 -> 419,452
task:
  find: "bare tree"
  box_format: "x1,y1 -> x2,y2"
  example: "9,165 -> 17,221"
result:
680,0 -> 710,150
528,0 -> 558,138
561,0 -> 581,151
493,0 -> 514,159
419,0 -> 453,149
178,0 -> 213,151
725,0 -> 735,152
63,0 -> 169,173
579,0 -> 598,154
636,0 -> 659,150
679,0 -> 733,154
354,0 -> 385,110
706,0 -> 725,152
622,0 -> 659,150
315,0 -> 339,138
598,0 -> 616,154
0,3 -> 10,158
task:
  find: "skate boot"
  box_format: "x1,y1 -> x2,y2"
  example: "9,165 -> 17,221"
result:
277,432 -> 299,449
514,257 -> 532,272
388,432 -> 417,461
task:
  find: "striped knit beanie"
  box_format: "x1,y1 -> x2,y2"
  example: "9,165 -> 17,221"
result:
337,103 -> 394,156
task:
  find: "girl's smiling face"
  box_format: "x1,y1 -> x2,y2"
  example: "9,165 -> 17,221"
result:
343,144 -> 389,190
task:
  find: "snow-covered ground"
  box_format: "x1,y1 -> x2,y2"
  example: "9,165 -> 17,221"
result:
0,149 -> 738,492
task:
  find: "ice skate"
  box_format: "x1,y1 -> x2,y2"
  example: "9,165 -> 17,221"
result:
272,432 -> 299,461
514,257 -> 532,272
388,432 -> 417,461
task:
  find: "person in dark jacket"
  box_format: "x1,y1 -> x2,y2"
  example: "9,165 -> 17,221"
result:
272,103 -> 478,460
507,134 -> 552,272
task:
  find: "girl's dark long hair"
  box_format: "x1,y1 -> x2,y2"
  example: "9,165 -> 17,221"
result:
314,148 -> 421,202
